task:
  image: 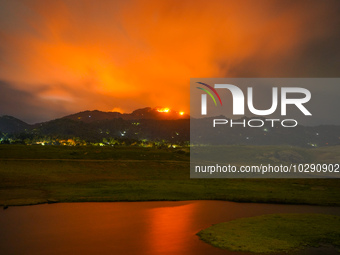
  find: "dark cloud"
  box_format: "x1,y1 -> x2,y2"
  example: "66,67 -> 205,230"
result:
225,19 -> 340,78
0,80 -> 69,123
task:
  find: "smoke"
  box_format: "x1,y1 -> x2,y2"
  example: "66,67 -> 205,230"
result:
0,0 -> 339,122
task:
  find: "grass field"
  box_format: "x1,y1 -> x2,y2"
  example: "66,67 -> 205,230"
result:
197,213 -> 340,253
0,145 -> 339,206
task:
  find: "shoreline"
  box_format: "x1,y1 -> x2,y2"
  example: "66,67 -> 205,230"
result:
3,197 -> 340,208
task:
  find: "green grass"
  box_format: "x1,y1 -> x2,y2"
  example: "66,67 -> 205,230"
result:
0,145 -> 339,206
197,214 -> 340,253
0,144 -> 188,161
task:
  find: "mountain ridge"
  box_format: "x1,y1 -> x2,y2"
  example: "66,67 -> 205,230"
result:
62,107 -> 189,123
0,107 -> 339,147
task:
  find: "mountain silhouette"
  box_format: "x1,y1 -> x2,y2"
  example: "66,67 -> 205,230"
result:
0,115 -> 30,133
62,107 -> 189,123
0,107 -> 339,147
0,107 -> 190,143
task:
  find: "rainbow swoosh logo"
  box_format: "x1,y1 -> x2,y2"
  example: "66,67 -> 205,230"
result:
196,82 -> 222,106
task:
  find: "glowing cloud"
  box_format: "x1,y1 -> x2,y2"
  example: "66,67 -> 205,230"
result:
0,0 -> 339,123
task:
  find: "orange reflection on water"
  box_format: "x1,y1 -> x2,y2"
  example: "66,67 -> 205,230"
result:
146,202 -> 197,255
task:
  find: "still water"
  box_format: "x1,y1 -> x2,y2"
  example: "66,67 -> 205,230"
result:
1,201 -> 340,255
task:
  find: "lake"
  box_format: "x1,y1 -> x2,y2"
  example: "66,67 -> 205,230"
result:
1,201 -> 340,255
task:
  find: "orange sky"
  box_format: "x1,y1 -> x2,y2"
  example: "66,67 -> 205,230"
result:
0,0 -> 339,123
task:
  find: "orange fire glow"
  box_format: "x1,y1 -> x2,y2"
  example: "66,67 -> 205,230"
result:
0,0 -> 337,122
156,108 -> 170,113
147,202 -> 196,254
